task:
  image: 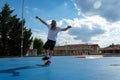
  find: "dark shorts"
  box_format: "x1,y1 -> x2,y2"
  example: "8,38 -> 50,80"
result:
43,39 -> 56,50
42,56 -> 50,60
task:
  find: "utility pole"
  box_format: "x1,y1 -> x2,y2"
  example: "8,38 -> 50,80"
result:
21,0 -> 24,57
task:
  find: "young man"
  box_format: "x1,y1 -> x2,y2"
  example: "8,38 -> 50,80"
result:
36,16 -> 71,65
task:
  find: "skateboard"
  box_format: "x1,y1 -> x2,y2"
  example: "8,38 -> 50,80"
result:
42,56 -> 51,66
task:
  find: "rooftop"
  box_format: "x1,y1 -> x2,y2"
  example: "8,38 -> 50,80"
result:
101,44 -> 120,50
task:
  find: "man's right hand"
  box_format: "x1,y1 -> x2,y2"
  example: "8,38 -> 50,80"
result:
35,16 -> 39,19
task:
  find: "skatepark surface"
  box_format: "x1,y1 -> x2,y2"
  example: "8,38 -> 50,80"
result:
0,56 -> 120,80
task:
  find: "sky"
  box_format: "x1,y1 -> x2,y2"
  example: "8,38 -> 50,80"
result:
0,0 -> 120,48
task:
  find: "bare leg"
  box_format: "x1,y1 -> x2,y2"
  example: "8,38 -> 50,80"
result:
48,50 -> 53,58
44,49 -> 48,56
42,50 -> 51,66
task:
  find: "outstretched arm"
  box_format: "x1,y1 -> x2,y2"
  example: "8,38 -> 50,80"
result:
61,26 -> 72,31
35,16 -> 48,26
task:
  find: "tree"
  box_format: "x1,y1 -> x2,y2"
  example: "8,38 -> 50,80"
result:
0,4 -> 33,56
33,38 -> 44,55
8,15 -> 22,56
23,27 -> 33,56
0,4 -> 14,56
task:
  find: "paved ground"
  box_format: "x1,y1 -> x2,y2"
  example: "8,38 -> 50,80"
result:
0,56 -> 120,80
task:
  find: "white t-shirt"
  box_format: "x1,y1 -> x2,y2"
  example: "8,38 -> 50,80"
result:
47,25 -> 61,41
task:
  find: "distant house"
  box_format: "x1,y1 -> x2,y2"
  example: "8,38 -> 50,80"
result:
54,44 -> 100,56
100,44 -> 120,56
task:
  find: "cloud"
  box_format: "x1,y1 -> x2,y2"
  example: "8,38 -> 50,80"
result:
32,29 -> 47,42
74,0 -> 120,22
68,24 -> 105,42
33,8 -> 39,11
57,31 -> 83,46
64,2 -> 68,6
57,16 -> 120,47
60,16 -> 106,43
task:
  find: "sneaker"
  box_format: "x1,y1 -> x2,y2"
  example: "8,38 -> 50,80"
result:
44,60 -> 51,66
